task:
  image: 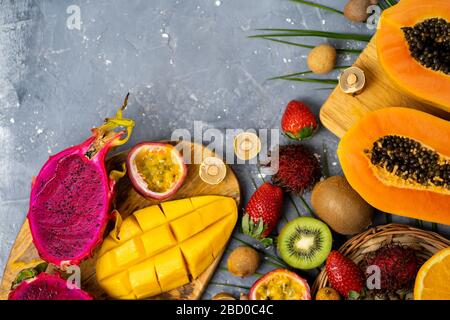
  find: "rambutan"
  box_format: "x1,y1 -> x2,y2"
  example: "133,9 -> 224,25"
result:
271,145 -> 321,194
364,244 -> 420,291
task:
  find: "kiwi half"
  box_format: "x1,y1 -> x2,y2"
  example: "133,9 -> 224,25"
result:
278,217 -> 332,269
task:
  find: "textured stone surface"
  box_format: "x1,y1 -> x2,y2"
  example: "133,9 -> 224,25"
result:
0,0 -> 447,299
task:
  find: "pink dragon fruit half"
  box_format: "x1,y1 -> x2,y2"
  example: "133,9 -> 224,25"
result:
28,95 -> 134,267
9,273 -> 92,300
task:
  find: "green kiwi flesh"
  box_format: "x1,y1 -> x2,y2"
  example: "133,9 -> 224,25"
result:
278,217 -> 332,269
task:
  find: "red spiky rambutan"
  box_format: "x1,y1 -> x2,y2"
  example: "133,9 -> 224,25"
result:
271,145 -> 321,194
364,244 -> 420,291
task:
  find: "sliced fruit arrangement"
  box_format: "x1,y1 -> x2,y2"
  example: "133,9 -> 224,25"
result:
9,264 -> 92,300
414,248 -> 450,300
127,142 -> 187,200
278,217 -> 332,270
249,269 -> 311,300
28,97 -> 134,267
338,108 -> 450,225
96,196 -> 237,299
377,0 -> 450,111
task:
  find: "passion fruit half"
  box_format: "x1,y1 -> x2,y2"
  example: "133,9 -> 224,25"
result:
127,142 -> 187,200
249,269 -> 311,300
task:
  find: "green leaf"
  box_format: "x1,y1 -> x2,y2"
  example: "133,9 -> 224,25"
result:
242,213 -> 250,235
290,0 -> 343,15
278,77 -> 339,84
314,87 -> 336,91
256,37 -> 363,54
11,262 -> 49,289
348,290 -> 360,300
250,29 -> 372,42
299,126 -> 314,139
260,237 -> 274,247
268,70 -> 313,81
255,218 -> 265,237
269,66 -> 350,82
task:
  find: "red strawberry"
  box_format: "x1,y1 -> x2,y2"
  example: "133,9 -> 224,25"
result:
326,251 -> 364,299
242,182 -> 283,246
281,100 -> 318,141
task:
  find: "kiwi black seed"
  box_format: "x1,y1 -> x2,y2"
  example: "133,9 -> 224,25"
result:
402,18 -> 450,74
277,217 -> 332,270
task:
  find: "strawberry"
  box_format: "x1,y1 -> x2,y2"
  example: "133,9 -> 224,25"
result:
242,182 -> 283,246
326,251 -> 364,299
281,100 -> 318,141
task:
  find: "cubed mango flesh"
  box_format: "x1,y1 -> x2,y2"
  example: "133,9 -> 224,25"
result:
96,196 -> 237,299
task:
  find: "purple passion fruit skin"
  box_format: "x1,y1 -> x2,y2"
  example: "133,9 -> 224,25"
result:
127,142 -> 187,201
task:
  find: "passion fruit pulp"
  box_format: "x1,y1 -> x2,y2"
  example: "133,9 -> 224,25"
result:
127,142 -> 187,200
249,269 -> 311,300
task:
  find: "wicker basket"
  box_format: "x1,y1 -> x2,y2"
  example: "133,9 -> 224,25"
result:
312,223 -> 450,295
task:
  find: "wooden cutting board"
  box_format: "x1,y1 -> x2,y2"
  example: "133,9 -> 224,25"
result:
0,140 -> 240,300
320,35 -> 450,138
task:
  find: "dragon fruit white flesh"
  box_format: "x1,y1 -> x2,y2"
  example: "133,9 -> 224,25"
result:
9,272 -> 92,300
28,95 -> 134,267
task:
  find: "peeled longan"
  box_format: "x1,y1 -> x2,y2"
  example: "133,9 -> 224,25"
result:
307,44 -> 336,75
227,246 -> 260,277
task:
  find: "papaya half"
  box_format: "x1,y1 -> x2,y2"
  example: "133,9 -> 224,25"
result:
337,108 -> 450,225
377,0 -> 450,112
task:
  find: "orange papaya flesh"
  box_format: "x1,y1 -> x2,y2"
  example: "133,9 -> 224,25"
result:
377,0 -> 450,112
338,107 -> 450,225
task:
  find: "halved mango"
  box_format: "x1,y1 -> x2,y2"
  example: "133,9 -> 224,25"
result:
96,196 -> 237,299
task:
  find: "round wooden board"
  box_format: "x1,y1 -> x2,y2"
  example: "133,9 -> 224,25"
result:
0,141 -> 241,300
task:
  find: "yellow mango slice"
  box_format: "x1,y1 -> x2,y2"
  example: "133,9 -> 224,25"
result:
96,196 -> 237,300
128,258 -> 162,299
98,237 -> 119,257
101,271 -> 132,298
160,198 -> 194,221
116,216 -> 142,242
134,205 -> 166,232
96,251 -> 116,281
190,195 -> 224,209
169,210 -> 204,242
118,293 -> 137,300
113,238 -> 144,268
196,197 -> 237,227
180,231 -> 215,279
154,247 -> 189,292
140,224 -> 176,256
200,214 -> 236,258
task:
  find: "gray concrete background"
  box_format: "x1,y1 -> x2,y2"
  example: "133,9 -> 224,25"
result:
0,0 -> 448,299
